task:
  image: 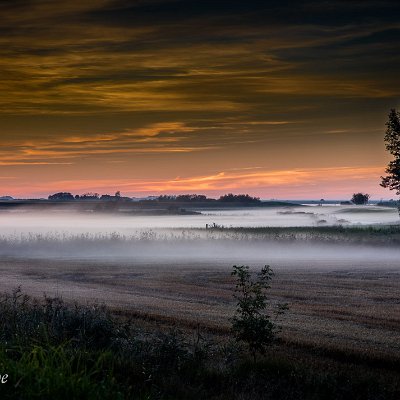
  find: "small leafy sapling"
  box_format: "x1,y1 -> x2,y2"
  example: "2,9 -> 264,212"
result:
231,265 -> 287,361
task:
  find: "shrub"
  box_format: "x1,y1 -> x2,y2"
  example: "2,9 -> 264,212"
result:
231,265 -> 287,360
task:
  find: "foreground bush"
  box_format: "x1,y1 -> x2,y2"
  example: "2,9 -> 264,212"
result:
0,288 -> 399,399
231,265 -> 288,360
0,287 -> 127,349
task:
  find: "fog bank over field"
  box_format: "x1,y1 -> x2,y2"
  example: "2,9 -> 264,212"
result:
0,206 -> 399,267
1,235 -> 400,268
0,205 -> 398,234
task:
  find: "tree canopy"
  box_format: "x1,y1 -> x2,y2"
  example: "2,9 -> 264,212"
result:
381,109 -> 400,195
48,192 -> 74,201
219,193 -> 261,204
351,193 -> 370,205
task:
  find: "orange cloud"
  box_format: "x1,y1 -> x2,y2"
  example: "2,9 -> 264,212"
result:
4,165 -> 388,199
0,122 -> 213,164
132,166 -> 386,192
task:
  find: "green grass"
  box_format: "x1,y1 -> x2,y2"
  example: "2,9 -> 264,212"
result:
0,346 -> 123,400
0,288 -> 399,399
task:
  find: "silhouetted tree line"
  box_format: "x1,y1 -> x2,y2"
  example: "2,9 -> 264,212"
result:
218,193 -> 261,204
158,194 -> 210,202
48,192 -> 75,201
48,192 -> 262,204
48,191 -> 126,201
157,193 -> 261,204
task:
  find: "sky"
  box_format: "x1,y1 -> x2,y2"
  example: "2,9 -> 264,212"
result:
0,0 -> 399,199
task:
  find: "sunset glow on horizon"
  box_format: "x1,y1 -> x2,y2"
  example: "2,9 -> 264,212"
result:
1,0 -> 399,199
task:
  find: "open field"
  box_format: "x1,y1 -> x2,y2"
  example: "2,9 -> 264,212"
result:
0,208 -> 399,358
1,256 -> 399,363
1,208 -> 399,398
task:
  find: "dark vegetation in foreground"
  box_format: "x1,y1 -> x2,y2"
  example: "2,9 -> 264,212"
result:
0,288 -> 399,400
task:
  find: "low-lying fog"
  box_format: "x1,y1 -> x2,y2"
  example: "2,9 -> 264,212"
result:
0,205 -> 399,267
1,205 -> 398,234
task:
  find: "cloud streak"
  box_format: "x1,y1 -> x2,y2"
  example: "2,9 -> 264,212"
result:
0,1 -> 398,116
1,166 -> 388,199
0,0 -> 397,198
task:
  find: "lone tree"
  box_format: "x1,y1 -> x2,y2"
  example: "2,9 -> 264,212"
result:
351,193 -> 370,205
381,109 -> 400,206
231,265 -> 287,361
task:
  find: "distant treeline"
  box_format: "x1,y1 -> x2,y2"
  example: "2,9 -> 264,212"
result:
47,191 -> 262,204
158,193 -> 261,204
48,191 -> 127,201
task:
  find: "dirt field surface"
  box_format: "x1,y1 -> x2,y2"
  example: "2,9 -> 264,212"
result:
1,257 -> 399,361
